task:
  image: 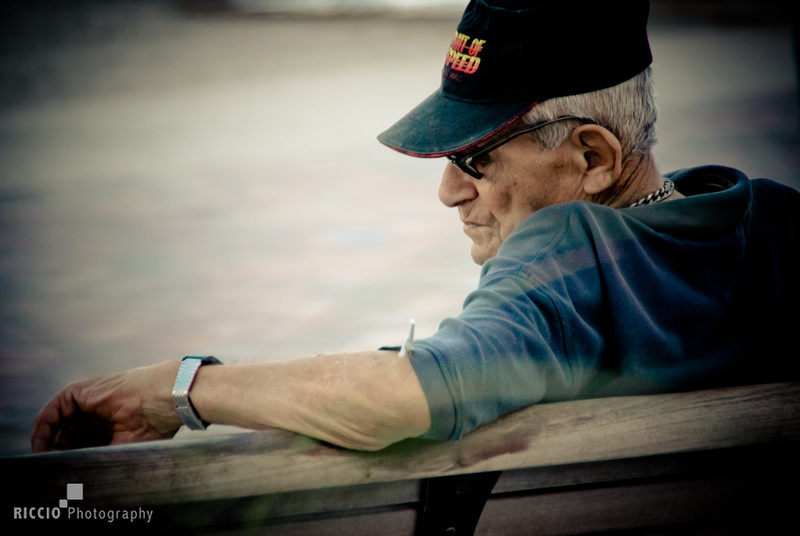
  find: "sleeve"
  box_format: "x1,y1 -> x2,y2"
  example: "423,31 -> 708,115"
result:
408,268 -> 602,441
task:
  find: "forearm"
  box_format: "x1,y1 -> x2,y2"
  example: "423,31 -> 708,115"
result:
189,351 -> 431,451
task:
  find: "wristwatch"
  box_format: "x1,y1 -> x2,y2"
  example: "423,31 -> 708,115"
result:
172,355 -> 222,430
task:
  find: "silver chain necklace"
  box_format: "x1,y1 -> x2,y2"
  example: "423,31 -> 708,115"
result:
629,179 -> 675,207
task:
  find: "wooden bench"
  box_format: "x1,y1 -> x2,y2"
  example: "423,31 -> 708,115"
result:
5,381 -> 799,534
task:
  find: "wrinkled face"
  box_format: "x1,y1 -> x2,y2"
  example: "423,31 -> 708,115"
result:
438,129 -> 584,265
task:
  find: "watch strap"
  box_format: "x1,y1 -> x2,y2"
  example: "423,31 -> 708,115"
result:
172,355 -> 221,430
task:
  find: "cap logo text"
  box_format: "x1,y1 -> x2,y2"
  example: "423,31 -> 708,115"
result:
445,32 -> 486,75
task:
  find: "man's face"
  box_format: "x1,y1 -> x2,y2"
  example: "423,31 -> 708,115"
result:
438,129 -> 584,265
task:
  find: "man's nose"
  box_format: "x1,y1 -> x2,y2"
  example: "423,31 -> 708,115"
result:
438,163 -> 478,208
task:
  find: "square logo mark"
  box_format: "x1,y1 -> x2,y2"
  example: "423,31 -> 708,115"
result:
66,483 -> 83,501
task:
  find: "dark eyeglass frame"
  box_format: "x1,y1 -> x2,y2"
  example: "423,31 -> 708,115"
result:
447,115 -> 596,179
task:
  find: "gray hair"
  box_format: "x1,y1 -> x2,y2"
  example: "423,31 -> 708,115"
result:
522,67 -> 657,164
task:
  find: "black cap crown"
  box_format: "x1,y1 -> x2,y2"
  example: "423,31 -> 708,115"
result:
378,0 -> 652,157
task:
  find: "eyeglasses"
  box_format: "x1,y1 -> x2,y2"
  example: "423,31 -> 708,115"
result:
446,116 -> 595,179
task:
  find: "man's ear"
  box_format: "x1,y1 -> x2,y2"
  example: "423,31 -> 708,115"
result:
569,124 -> 622,195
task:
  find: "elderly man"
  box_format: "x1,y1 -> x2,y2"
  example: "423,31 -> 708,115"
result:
31,0 -> 800,453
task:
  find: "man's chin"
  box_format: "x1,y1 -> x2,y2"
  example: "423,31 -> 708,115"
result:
470,244 -> 499,266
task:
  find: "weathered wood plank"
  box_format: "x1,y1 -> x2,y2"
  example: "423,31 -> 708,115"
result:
140,442 -> 798,534
478,475 -> 764,536
477,444 -> 799,535
4,382 -> 799,510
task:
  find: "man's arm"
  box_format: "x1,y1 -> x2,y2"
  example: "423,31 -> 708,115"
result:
31,351 -> 431,453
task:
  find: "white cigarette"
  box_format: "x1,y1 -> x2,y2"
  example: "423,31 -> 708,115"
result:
399,319 -> 415,357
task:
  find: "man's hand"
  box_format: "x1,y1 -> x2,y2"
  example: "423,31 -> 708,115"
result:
31,360 -> 183,453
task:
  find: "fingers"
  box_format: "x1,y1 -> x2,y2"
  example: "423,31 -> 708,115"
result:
30,381 -> 113,453
31,396 -> 63,453
30,385 -> 71,453
31,404 -> 58,453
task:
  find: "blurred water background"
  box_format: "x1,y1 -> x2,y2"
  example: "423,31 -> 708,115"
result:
1,0 -> 798,456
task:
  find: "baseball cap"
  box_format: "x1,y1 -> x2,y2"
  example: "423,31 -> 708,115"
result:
377,0 -> 652,158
